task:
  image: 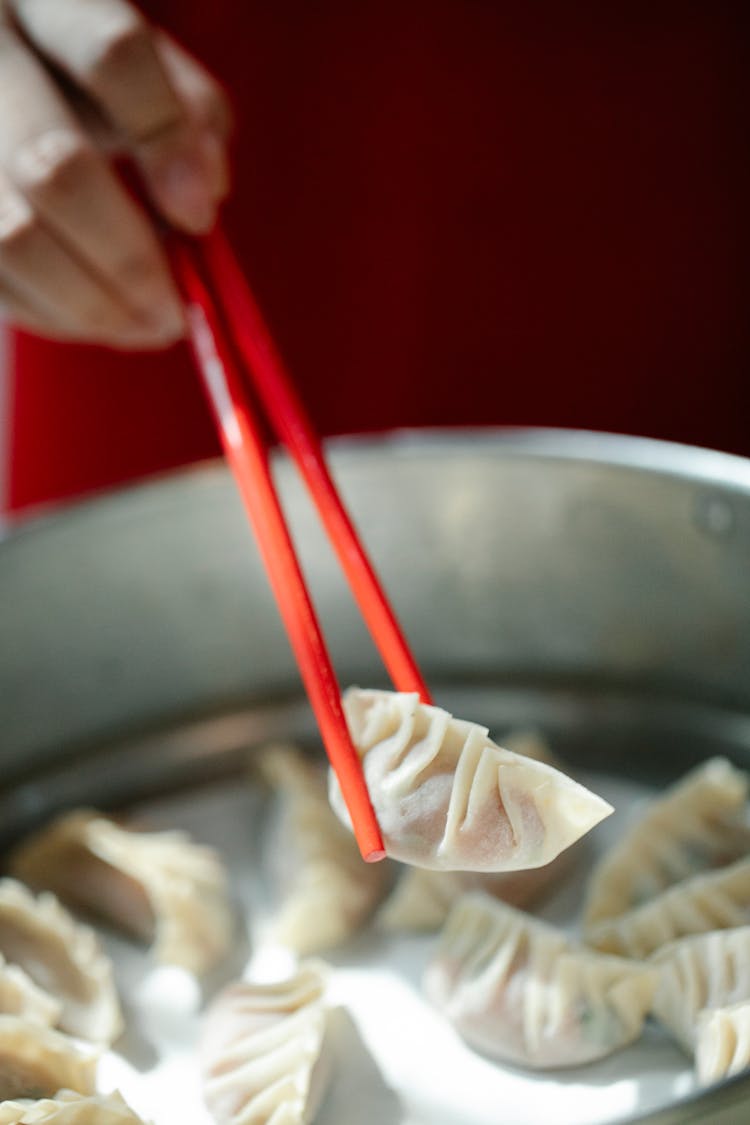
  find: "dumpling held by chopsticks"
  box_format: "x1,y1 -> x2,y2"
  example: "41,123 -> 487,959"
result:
328,689 -> 612,871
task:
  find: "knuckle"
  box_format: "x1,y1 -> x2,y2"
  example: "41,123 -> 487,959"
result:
85,13 -> 152,83
13,129 -> 95,197
195,82 -> 231,132
207,93 -> 232,138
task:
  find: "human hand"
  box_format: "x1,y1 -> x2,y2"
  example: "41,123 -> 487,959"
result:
0,0 -> 231,348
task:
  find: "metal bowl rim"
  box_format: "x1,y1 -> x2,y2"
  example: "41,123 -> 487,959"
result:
6,425 -> 750,541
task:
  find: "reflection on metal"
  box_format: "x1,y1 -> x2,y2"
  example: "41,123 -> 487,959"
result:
2,429 -> 750,1123
2,429 -> 750,771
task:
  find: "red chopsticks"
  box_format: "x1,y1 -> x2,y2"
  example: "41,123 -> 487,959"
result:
169,227 -> 431,862
201,228 -> 432,701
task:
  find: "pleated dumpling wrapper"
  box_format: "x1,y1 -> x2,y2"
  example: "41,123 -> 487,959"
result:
584,757 -> 750,932
0,955 -> 61,1028
651,927 -> 750,1054
587,857 -> 750,959
200,961 -> 331,1125
425,893 -> 657,1069
378,732 -> 583,932
0,1091 -> 147,1124
258,746 -> 389,954
696,1002 -> 750,1086
0,880 -> 121,1043
11,811 -> 233,976
0,1017 -> 97,1101
329,690 -> 612,870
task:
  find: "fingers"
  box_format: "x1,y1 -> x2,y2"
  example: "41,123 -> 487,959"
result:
11,127 -> 184,340
0,278 -> 126,344
155,33 -> 232,202
0,168 -> 172,347
155,34 -> 232,138
11,0 -> 231,232
0,23 -> 183,346
0,276 -> 71,339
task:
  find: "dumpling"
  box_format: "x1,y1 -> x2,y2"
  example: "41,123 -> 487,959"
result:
651,927 -> 750,1053
329,690 -> 612,871
584,758 -> 749,931
696,1002 -> 750,1086
586,857 -> 750,959
0,1017 -> 96,1101
379,868 -> 482,933
0,1091 -> 147,1124
424,893 -> 656,1069
379,862 -> 574,934
11,811 -> 233,975
257,746 -> 389,954
378,732 -> 581,932
0,955 -> 60,1028
0,879 -> 121,1043
200,961 -> 331,1125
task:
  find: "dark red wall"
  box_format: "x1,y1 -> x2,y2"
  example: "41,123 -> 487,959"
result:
9,2 -> 749,509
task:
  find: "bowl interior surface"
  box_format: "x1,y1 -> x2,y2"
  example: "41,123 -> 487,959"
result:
2,428 -> 750,1123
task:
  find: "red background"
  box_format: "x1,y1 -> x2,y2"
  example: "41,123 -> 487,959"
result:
8,1 -> 749,511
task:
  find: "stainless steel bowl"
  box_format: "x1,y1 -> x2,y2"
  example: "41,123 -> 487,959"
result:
2,428 -> 750,1123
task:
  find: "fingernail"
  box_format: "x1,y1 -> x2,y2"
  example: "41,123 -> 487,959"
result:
125,295 -> 184,346
130,272 -> 185,340
157,154 -> 217,234
142,301 -> 185,342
